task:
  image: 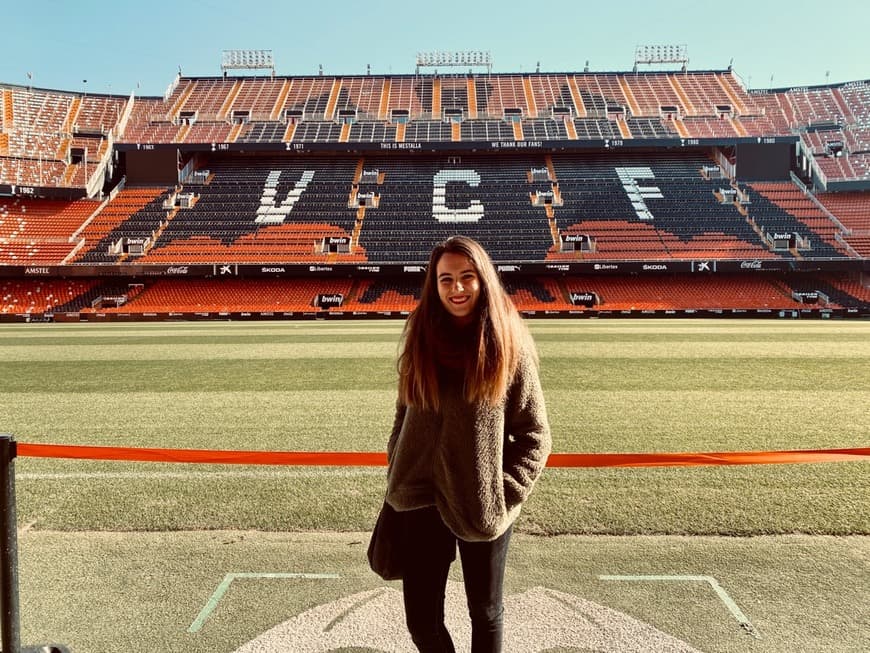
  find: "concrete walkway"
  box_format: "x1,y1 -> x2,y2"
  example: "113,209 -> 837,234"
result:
234,580 -> 702,652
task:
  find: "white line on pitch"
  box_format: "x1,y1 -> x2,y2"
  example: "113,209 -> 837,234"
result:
188,572 -> 341,634
598,574 -> 760,639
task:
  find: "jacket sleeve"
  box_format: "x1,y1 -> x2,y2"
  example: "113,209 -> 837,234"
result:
386,398 -> 407,464
502,347 -> 551,507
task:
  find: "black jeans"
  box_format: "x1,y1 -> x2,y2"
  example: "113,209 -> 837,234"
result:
401,506 -> 512,653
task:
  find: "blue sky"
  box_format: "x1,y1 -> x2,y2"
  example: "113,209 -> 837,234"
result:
2,0 -> 868,96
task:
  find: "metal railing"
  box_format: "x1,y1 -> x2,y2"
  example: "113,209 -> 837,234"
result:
0,434 -> 68,653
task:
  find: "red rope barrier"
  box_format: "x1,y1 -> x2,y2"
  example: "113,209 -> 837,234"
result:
546,448 -> 870,467
16,443 -> 870,468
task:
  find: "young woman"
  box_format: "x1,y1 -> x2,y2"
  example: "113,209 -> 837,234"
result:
385,236 -> 551,652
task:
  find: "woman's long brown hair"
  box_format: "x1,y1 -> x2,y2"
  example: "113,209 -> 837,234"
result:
397,236 -> 530,411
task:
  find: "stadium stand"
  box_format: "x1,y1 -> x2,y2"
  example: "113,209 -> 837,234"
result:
546,151 -> 813,260
32,269 -> 864,317
76,278 -> 356,314
122,155 -> 363,263
1,278 -> 99,314
0,197 -> 98,264
815,191 -> 870,256
0,68 -> 868,320
102,72 -> 806,147
0,157 -> 67,188
823,274 -> 870,303
745,182 -> 850,257
342,278 -> 421,313
503,277 -> 569,311
0,85 -> 121,193
73,187 -> 170,262
565,275 -> 808,311
74,95 -> 126,134
355,153 -> 555,262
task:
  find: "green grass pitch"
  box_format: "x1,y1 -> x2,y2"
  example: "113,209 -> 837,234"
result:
3,318 -> 870,653
2,318 -> 867,536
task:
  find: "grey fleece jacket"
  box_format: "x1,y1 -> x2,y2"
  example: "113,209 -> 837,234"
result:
385,342 -> 551,542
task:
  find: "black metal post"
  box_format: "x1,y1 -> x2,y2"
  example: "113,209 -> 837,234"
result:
0,433 -> 21,653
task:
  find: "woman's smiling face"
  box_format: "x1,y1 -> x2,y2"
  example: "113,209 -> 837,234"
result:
436,251 -> 481,324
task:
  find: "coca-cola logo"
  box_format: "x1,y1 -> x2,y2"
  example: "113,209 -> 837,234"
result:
740,260 -> 762,269
166,266 -> 189,275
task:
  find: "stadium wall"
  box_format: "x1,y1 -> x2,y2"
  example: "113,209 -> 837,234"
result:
3,307 -> 864,324
1,259 -> 866,280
